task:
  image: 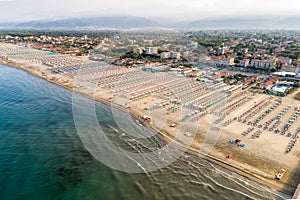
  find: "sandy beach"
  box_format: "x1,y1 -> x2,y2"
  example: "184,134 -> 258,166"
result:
1,50 -> 300,197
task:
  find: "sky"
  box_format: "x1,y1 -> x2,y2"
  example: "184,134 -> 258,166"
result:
0,0 -> 299,23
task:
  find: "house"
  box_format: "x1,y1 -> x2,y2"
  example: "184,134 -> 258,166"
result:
217,47 -> 225,55
274,47 -> 285,54
278,57 -> 293,65
170,52 -> 181,60
213,72 -> 229,79
182,51 -> 189,58
209,56 -> 235,67
161,52 -> 171,59
182,68 -> 193,75
217,47 -> 230,55
146,47 -> 158,55
241,48 -> 248,54
242,76 -> 258,86
263,78 -> 277,90
207,46 -> 214,52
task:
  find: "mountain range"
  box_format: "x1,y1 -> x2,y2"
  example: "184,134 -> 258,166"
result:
0,16 -> 299,30
181,17 -> 300,30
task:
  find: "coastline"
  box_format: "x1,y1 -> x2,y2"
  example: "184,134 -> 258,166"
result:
0,59 -> 295,197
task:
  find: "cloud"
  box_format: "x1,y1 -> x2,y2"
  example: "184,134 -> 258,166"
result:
0,0 -> 299,22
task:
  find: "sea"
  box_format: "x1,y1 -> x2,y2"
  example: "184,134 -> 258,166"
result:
0,65 -> 291,200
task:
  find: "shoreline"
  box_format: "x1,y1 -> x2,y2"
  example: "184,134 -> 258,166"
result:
0,59 -> 294,197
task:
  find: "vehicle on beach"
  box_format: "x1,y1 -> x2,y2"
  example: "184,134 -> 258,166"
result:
184,132 -> 192,137
275,169 -> 286,180
142,115 -> 152,122
170,123 -> 177,127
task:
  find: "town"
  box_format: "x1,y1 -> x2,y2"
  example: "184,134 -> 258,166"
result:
1,30 -> 299,97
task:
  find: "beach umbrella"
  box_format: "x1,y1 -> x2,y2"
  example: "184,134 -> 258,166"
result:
227,154 -> 233,159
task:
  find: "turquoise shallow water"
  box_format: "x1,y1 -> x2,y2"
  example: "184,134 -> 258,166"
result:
0,65 -> 291,200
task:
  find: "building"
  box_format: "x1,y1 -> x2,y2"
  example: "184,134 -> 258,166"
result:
217,47 -> 225,55
242,76 -> 258,86
278,57 -> 293,65
262,78 -> 277,90
170,52 -> 181,60
182,51 -> 189,58
228,58 -> 235,66
281,64 -> 300,73
160,52 -> 171,59
241,48 -> 249,54
210,56 -> 235,66
207,46 -> 214,52
182,68 -> 193,75
239,59 -> 250,67
250,60 -> 276,69
146,47 -> 158,55
96,46 -> 109,52
272,71 -> 297,77
274,47 -> 285,54
213,72 -> 229,79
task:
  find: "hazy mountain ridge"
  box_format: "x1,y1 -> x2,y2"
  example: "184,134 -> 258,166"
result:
180,17 -> 300,30
3,16 -> 160,29
0,16 -> 299,30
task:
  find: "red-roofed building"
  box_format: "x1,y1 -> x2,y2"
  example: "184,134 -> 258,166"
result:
242,76 -> 258,86
213,72 -> 229,79
263,78 -> 277,90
